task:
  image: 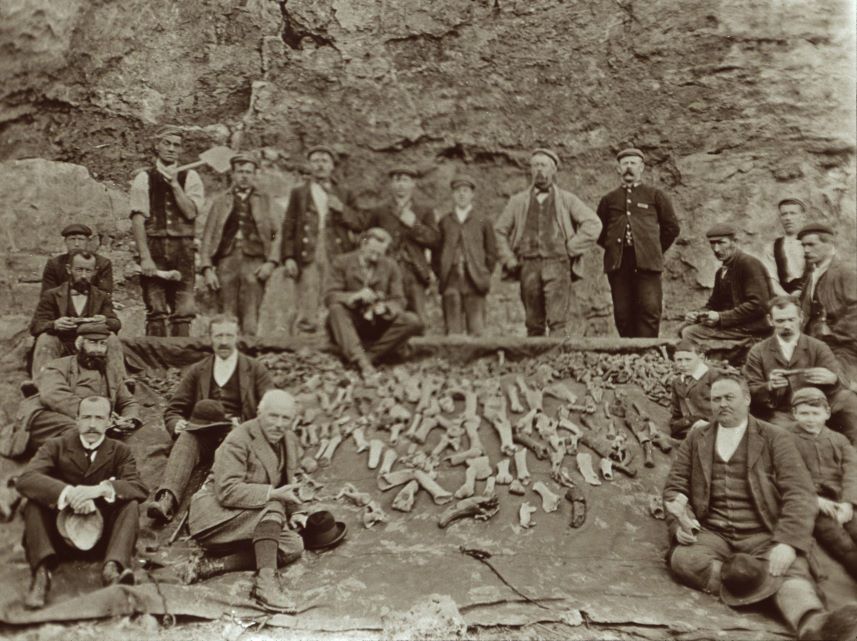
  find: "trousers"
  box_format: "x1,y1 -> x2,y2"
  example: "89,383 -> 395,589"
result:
607,246 -> 663,338
441,269 -> 486,336
519,256 -> 572,337
157,429 -> 225,504
217,249 -> 265,336
402,267 -> 428,324
141,237 -> 196,337
814,514 -> 857,579
326,303 -> 423,364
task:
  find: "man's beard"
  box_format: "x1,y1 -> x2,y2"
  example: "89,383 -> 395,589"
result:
78,350 -> 106,371
71,280 -> 91,294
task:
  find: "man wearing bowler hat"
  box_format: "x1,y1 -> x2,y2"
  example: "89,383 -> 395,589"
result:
761,196 -> 807,296
434,174 -> 497,335
596,148 -> 680,337
41,223 -> 113,295
680,224 -> 772,351
280,145 -> 364,334
129,125 -> 205,337
16,395 -> 148,609
200,153 -> 280,336
495,148 -> 601,337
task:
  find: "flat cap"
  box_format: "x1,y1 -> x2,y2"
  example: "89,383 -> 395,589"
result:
77,321 -> 111,339
306,145 -> 338,162
616,147 -> 645,162
450,174 -> 476,189
777,197 -> 807,211
797,222 -> 835,240
154,125 -> 183,140
705,223 -> 738,239
674,339 -> 701,354
530,148 -> 560,167
61,223 -> 93,238
229,152 -> 258,168
388,165 -> 419,178
791,386 -> 829,408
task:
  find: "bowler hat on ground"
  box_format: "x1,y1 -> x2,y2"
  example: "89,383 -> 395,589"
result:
57,507 -> 104,551
183,399 -> 233,433
300,510 -> 347,550
705,223 -> 738,239
77,322 -> 111,340
797,222 -> 835,240
61,224 -> 93,238
720,553 -> 784,606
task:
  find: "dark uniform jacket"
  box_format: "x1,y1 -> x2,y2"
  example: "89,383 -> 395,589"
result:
200,189 -> 280,269
596,183 -> 680,273
362,201 -> 439,286
323,250 -> 407,313
801,257 -> 857,367
669,367 -> 719,437
41,253 -> 113,294
30,283 -> 121,340
703,249 -> 772,333
434,209 -> 497,294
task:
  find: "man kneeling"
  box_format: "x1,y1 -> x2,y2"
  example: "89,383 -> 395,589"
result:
16,396 -> 148,609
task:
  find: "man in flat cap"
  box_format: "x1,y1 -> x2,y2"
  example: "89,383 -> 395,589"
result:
1,322 -> 140,459
799,222 -> 857,387
434,174 -> 497,335
495,148 -> 602,336
680,224 -> 772,351
761,197 -> 807,297
41,224 -> 113,295
16,395 -> 148,608
596,148 -> 680,337
129,126 -> 205,337
361,166 -> 439,324
280,145 -> 363,334
200,154 -> 279,336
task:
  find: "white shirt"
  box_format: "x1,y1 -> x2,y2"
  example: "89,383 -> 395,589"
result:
213,351 -> 239,387
533,185 -> 552,204
776,333 -> 800,362
310,182 -> 329,230
56,435 -> 115,511
763,235 -> 805,295
71,292 -> 88,315
129,164 -> 205,219
808,252 -> 835,301
454,205 -> 472,224
715,418 -> 748,462
690,361 -> 709,381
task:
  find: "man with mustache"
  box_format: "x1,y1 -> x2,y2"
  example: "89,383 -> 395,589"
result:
596,148 -> 680,337
681,224 -> 772,351
743,295 -> 857,444
495,148 -> 602,336
1,322 -> 139,459
761,197 -> 807,296
41,223 -> 113,295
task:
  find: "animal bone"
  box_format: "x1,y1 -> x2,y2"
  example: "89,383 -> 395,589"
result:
532,481 -> 561,512
468,455 -> 493,480
414,470 -> 454,504
580,432 -> 637,478
549,443 -> 565,479
446,447 -> 483,466
336,483 -> 372,507
304,423 -> 320,447
389,424 -> 404,445
318,421 -> 332,440
483,476 -> 496,496
405,413 -> 423,440
513,448 -> 531,485
576,452 -> 602,486
362,501 -> 389,528
390,404 -> 411,423
490,416 -> 517,456
438,495 -> 500,529
378,448 -> 398,476
482,394 -> 507,423
516,376 -> 543,411
403,376 -> 421,403
553,466 -> 576,489
352,428 -> 368,453
368,440 -> 385,469
415,377 -> 437,414
495,459 -> 514,485
438,395 -> 455,414
519,502 -> 537,528
463,390 -> 479,418
664,493 -> 701,534
413,416 -> 441,444
534,413 -> 556,439
463,416 -> 484,452
513,430 -> 549,460
509,479 -> 526,495
431,433 -> 458,458
319,434 -> 343,467
543,382 -> 577,404
454,465 -> 477,499
515,409 -> 537,435
378,468 -> 417,491
315,438 -> 330,461
504,382 -> 525,413
392,480 -> 420,512
599,457 -> 614,481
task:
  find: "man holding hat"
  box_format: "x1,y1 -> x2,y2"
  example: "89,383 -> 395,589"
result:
596,148 -> 680,337
41,223 -> 113,295
361,165 -> 439,323
129,125 -> 205,337
495,148 -> 601,337
761,197 -> 807,296
434,174 -> 497,335
280,145 -> 364,333
16,395 -> 148,608
680,224 -> 772,350
200,153 -> 279,336
799,222 -> 857,387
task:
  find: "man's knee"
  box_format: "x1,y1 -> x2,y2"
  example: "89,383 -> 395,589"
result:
396,311 -> 424,336
669,545 -> 719,592
277,529 -> 304,566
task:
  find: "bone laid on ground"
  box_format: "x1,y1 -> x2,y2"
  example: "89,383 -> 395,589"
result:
438,495 -> 500,529
368,439 -> 385,469
599,457 -> 614,480
532,481 -> 561,512
378,448 -> 398,475
467,456 -> 492,480
483,476 -> 496,496
576,452 -> 602,486
513,448 -> 530,484
491,417 -> 517,456
352,426 -> 369,453
495,459 -> 513,485
504,383 -> 525,413
377,468 -> 417,491
414,470 -> 453,504
319,434 -> 342,467
519,502 -> 537,528
362,501 -> 389,528
455,465 -> 478,499
392,479 -> 419,512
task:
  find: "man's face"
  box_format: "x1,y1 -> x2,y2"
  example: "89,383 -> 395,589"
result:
80,337 -> 109,369
258,396 -> 297,443
792,403 -> 830,433
452,185 -> 474,209
210,321 -> 239,359
530,155 -> 556,188
67,255 -> 96,290
362,236 -> 390,264
711,379 -> 750,428
309,152 -> 335,181
674,350 -> 701,376
232,162 -> 256,190
617,156 -> 645,184
390,174 -> 415,200
801,234 -> 834,266
77,398 -> 111,445
709,236 -> 737,262
769,304 -> 802,339
778,203 -> 805,236
64,234 -> 90,253
155,135 -> 183,164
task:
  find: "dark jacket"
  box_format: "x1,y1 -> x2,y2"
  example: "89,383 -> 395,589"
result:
663,416 -> 817,553
434,209 -> 497,294
704,249 -> 772,333
596,183 -> 680,273
41,253 -> 113,294
669,367 -> 718,437
30,282 -> 121,339
324,250 -> 406,312
362,201 -> 439,286
200,189 -> 279,268
163,352 -> 273,437
17,430 -> 148,508
801,257 -> 857,362
789,424 -> 857,504
280,181 -> 363,270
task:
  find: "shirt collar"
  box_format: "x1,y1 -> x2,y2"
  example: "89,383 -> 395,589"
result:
690,362 -> 709,381
455,205 -> 472,218
622,181 -> 641,189
155,159 -> 177,173
80,434 -> 105,452
717,417 -> 749,433
532,184 -> 553,195
215,350 -> 239,368
814,252 -> 835,274
775,332 -> 800,350
233,186 -> 253,198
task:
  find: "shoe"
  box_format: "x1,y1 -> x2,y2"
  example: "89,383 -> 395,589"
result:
24,566 -> 50,609
146,491 -> 177,525
251,570 -> 297,613
19,380 -> 38,399
182,556 -> 227,584
801,604 -> 857,641
102,561 -> 135,586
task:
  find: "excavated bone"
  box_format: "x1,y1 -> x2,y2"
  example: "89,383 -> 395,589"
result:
599,457 -> 614,481
423,398 -> 441,418
665,493 -> 701,534
438,495 -> 500,529
378,448 -> 398,476
576,452 -> 602,486
403,376 -> 421,404
534,414 -> 557,439
553,466 -> 576,489
315,438 -> 330,461
389,403 -> 410,423
504,381 -> 525,413
438,395 -> 455,414
515,409 -> 537,435
305,423 -> 320,447
352,427 -> 369,453
414,470 -> 453,504
483,476 -> 496,496
490,416 -> 517,456
513,448 -> 531,485
533,363 -> 556,388
463,390 -> 479,418
415,377 -> 437,414
392,480 -> 420,512
336,483 -> 371,507
482,393 -> 507,420
405,413 -> 423,439
543,382 -> 578,404
565,433 -> 580,454
513,431 -> 549,460
413,416 -> 441,444
301,456 -> 318,475
455,465 -> 478,499
377,468 -> 417,491
362,501 -> 389,528
368,440 -> 385,469
299,424 -> 311,449
532,481 -> 561,512
495,459 -> 513,485
431,433 -> 457,458
318,422 -> 332,440
519,502 -> 537,528
463,416 -> 484,452
516,376 -> 543,411
389,424 -> 404,445
319,434 -> 343,467
509,479 -> 526,495
550,444 -> 565,479
446,447 -> 483,466
296,476 -> 324,502
467,456 -> 492,481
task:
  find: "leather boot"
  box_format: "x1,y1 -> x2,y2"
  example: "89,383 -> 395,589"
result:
146,490 -> 177,525
182,556 -> 227,584
251,569 -> 296,613
24,565 -> 51,609
800,604 -> 857,641
102,561 -> 135,586
170,321 -> 191,337
146,320 -> 167,337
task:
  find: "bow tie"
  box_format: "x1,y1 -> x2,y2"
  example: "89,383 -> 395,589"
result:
534,185 -> 551,195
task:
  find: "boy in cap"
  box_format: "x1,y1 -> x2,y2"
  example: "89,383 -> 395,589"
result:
596,147 -> 680,338
494,148 -> 601,336
434,174 -> 497,335
669,339 -> 718,439
129,125 -> 204,337
761,197 -> 807,296
789,386 -> 857,578
200,153 -> 279,336
41,224 -> 113,294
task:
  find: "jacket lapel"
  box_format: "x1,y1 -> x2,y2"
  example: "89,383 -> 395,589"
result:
237,354 -> 252,420
746,418 -> 765,471
792,334 -> 811,367
766,337 -> 789,368
249,192 -> 269,238
249,420 -> 280,484
199,355 -> 214,399
85,438 -> 115,481
696,425 -> 715,485
57,284 -> 70,317
65,433 -> 91,477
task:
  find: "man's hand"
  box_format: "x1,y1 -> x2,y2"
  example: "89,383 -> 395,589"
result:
255,261 -> 275,283
684,311 -> 699,323
838,502 -> 855,525
675,526 -> 698,545
289,513 -> 309,530
804,367 -> 837,386
89,314 -> 107,324
74,498 -> 97,515
269,485 -> 301,506
203,267 -> 220,291
173,419 -> 189,434
53,317 -> 78,332
327,193 -> 344,212
349,287 -> 378,307
768,369 -> 790,391
700,311 -> 719,327
140,256 -> 158,277
768,543 -> 796,576
284,259 -> 299,279
818,496 -> 839,517
399,207 -> 416,228
504,257 -> 519,272
690,419 -> 708,430
67,486 -> 102,512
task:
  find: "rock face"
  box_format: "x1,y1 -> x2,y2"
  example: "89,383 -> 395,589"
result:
0,0 -> 854,336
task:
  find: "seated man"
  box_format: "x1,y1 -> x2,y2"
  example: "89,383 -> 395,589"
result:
744,295 -> 857,444
663,373 -> 857,640
41,223 -> 113,294
187,390 -> 309,612
1,322 -> 139,459
16,396 -> 148,609
789,387 -> 857,579
681,224 -> 772,351
669,339 -> 718,440
147,314 -> 273,524
325,227 -> 423,378
30,248 -> 124,377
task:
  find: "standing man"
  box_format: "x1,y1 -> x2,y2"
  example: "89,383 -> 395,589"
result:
129,126 -> 204,337
280,145 -> 364,334
435,174 -> 497,336
362,166 -> 439,323
799,222 -> 857,388
596,148 -> 680,337
681,224 -> 772,350
495,148 -> 602,337
200,154 -> 279,336
761,197 -> 807,296
41,224 -> 113,294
